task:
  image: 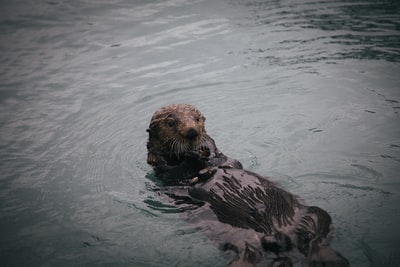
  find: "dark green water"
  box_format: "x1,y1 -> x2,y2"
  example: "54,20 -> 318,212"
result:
0,0 -> 399,266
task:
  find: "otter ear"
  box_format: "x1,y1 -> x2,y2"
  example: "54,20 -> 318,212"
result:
202,115 -> 206,121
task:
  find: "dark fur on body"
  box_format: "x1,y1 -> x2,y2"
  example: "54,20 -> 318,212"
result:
146,104 -> 349,267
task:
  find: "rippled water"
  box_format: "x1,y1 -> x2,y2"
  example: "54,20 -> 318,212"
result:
0,0 -> 399,266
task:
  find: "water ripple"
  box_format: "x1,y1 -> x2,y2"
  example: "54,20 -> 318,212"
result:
235,0 -> 400,68
0,0 -> 399,266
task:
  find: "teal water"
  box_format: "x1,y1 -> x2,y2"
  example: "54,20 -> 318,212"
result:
0,0 -> 399,266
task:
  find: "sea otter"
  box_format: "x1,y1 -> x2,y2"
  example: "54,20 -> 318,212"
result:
146,104 -> 350,267
147,103 -> 242,185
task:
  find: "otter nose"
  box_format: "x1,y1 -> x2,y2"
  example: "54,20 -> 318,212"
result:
185,128 -> 198,139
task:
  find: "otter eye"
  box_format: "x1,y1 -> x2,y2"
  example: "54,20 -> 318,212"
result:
167,120 -> 175,128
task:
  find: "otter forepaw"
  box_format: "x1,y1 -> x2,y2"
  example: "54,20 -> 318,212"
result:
185,151 -> 209,161
185,151 -> 201,159
198,167 -> 217,181
199,145 -> 211,157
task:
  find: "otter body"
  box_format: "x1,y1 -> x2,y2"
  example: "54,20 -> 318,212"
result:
146,104 -> 349,267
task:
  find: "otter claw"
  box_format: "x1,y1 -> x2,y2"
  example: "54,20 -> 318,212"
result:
198,167 -> 217,180
198,168 -> 210,175
189,177 -> 199,185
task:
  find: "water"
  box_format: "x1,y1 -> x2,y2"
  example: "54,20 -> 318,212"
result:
0,0 -> 399,266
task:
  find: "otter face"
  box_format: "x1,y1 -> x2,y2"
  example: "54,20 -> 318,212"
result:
148,104 -> 206,158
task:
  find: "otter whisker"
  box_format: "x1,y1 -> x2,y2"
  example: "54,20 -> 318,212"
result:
176,140 -> 188,158
162,136 -> 173,146
170,139 -> 178,158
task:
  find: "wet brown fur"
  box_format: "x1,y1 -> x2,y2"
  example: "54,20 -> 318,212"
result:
147,104 -> 208,165
146,104 -> 350,267
147,104 -> 242,184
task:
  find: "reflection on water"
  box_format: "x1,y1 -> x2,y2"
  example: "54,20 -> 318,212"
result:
0,0 -> 399,266
238,0 -> 400,68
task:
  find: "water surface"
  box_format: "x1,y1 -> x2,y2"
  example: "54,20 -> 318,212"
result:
1,0 -> 399,266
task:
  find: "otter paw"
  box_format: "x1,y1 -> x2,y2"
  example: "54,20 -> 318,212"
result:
186,151 -> 210,161
199,146 -> 211,157
198,167 -> 217,181
185,151 -> 201,159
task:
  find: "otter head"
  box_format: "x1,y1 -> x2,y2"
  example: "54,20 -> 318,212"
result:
147,104 -> 206,162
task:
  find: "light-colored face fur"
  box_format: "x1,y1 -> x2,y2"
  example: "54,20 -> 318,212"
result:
147,104 -> 206,158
